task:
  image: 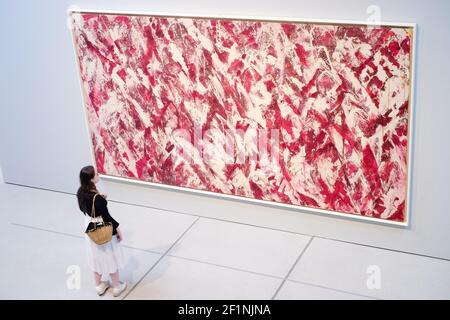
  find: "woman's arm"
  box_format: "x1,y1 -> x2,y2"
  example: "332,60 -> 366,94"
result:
95,195 -> 120,230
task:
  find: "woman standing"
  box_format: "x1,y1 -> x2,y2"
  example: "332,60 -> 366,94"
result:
76,165 -> 127,297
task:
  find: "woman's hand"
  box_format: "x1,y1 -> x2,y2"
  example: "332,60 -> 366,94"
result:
116,228 -> 123,242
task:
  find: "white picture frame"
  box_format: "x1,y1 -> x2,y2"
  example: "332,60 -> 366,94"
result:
69,8 -> 417,227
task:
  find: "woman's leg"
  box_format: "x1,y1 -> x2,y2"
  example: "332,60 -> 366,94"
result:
93,271 -> 102,286
110,271 -> 120,287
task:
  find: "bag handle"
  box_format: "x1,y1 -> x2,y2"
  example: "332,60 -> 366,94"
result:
91,193 -> 98,219
90,193 -> 104,229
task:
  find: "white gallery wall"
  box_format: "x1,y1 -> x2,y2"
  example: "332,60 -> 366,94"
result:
0,0 -> 449,260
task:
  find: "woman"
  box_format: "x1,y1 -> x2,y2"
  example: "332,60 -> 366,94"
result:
76,165 -> 127,297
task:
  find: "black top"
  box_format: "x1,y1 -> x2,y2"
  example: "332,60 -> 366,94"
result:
79,191 -> 120,235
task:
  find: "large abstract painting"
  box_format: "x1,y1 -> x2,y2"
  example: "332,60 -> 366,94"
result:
70,11 -> 414,224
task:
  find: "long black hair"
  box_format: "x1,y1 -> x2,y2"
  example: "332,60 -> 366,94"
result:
76,165 -> 99,214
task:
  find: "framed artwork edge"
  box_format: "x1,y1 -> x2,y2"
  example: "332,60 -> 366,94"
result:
69,8 -> 417,228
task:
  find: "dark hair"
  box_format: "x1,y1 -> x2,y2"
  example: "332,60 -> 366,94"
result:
76,165 -> 98,213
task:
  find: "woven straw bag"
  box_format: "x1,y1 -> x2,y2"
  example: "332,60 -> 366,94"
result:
86,193 -> 113,245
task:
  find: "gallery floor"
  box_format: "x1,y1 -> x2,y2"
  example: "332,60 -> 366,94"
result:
0,182 -> 449,300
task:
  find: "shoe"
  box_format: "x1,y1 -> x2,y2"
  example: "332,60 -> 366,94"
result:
112,282 -> 127,297
95,281 -> 110,296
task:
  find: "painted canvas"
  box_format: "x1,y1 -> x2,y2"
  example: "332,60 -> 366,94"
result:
71,12 -> 413,223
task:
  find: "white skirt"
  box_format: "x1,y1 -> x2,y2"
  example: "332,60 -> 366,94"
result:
84,215 -> 125,275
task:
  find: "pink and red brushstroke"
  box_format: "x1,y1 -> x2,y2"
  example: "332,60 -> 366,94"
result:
71,13 -> 413,222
